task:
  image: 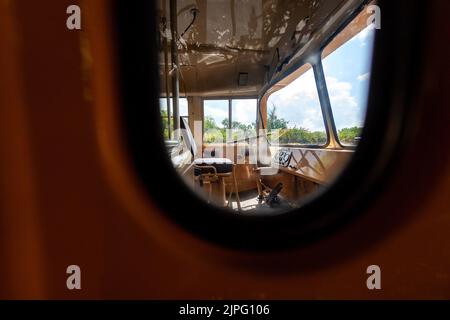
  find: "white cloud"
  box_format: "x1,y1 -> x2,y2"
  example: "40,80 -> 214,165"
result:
267,70 -> 363,131
268,69 -> 326,131
232,99 -> 257,125
204,101 -> 228,124
357,25 -> 375,47
179,98 -> 188,116
325,76 -> 362,129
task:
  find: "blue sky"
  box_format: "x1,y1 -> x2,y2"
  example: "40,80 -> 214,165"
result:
323,26 -> 376,130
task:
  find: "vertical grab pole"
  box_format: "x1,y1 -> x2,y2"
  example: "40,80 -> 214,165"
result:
170,0 -> 180,138
162,0 -> 172,139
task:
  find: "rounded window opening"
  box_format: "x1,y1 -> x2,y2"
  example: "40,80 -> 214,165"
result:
158,0 -> 377,215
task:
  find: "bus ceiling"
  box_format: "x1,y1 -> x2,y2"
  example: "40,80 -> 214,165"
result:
157,0 -> 370,99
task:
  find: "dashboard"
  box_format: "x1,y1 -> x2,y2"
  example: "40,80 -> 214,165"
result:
270,148 -> 353,185
273,149 -> 293,167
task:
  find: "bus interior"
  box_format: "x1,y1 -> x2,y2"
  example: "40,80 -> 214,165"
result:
160,0 -> 376,213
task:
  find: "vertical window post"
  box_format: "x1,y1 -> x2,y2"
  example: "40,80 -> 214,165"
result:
228,99 -> 232,130
312,56 -> 339,148
228,99 -> 232,142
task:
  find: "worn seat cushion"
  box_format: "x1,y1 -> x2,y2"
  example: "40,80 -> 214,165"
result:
194,158 -> 233,176
258,167 -> 279,176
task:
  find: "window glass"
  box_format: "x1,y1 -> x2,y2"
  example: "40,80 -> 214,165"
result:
203,100 -> 228,143
159,97 -> 188,117
322,25 -> 376,146
203,99 -> 258,143
231,99 -> 257,140
160,98 -> 188,140
267,66 -> 327,146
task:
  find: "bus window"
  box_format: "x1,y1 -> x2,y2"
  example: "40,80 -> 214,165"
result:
266,65 -> 327,146
231,99 -> 257,141
160,98 -> 188,140
203,100 -> 229,144
203,99 -> 257,143
322,13 -> 376,146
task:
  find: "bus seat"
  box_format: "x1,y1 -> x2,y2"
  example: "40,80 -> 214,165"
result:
179,117 -> 241,210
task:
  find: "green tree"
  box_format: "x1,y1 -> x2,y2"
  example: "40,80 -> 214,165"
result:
203,116 -> 226,143
267,104 -> 288,130
160,109 -> 172,140
278,127 -> 326,145
266,105 -> 327,145
338,127 -> 363,145
204,116 -> 219,130
220,118 -> 257,141
163,106 -> 362,146
221,118 -> 229,129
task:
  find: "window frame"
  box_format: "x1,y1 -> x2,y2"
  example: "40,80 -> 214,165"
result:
202,96 -> 258,144
159,96 -> 189,140
263,62 -> 331,149
259,5 -> 375,150
318,6 -> 376,150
